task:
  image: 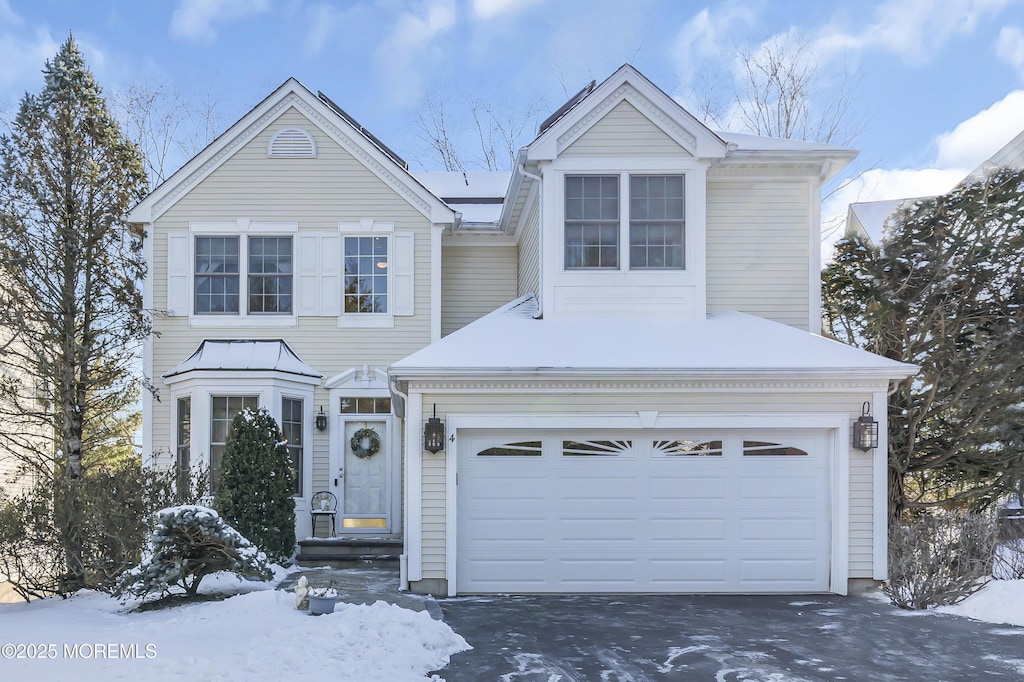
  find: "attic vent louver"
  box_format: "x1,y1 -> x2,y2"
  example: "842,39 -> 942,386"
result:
267,127 -> 317,158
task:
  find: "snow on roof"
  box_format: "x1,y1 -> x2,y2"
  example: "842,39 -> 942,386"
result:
411,172 -> 511,199
163,340 -> 322,379
412,171 -> 511,227
391,295 -> 917,378
717,131 -> 857,154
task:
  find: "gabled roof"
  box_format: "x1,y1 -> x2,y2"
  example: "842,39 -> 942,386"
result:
126,78 -> 455,225
390,294 -> 918,380
524,64 -> 729,162
163,339 -> 321,382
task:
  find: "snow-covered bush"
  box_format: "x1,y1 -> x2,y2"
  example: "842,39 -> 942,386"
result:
886,511 -> 997,610
993,508 -> 1024,580
115,505 -> 272,601
217,407 -> 296,563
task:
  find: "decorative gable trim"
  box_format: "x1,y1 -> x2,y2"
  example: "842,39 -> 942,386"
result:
127,81 -> 454,225
526,64 -> 728,162
555,84 -> 698,155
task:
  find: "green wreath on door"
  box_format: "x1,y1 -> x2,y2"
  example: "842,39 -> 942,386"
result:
350,428 -> 381,458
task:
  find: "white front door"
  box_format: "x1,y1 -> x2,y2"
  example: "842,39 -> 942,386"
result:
332,418 -> 390,532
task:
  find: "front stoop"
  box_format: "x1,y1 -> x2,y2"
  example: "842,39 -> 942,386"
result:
296,537 -> 403,568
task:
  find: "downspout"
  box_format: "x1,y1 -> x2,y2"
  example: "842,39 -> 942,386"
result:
518,163 -> 544,319
388,374 -> 410,591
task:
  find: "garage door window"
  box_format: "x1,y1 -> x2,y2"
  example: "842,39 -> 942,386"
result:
562,440 -> 632,456
653,439 -> 723,457
477,441 -> 542,457
743,440 -> 808,456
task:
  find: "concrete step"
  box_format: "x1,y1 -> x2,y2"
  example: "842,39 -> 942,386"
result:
296,537 -> 402,568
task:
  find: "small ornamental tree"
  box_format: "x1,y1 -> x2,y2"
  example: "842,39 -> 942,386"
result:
115,506 -> 272,600
216,407 -> 296,562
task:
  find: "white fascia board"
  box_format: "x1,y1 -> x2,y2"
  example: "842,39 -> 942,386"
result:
719,149 -> 859,181
163,369 -> 322,387
390,367 -> 918,383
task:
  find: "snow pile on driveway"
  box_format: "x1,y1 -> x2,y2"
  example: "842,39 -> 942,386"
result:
938,579 -> 1024,627
0,570 -> 469,681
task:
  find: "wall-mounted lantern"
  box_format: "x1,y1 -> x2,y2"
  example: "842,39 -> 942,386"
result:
853,401 -> 879,451
424,404 -> 445,454
315,406 -> 328,432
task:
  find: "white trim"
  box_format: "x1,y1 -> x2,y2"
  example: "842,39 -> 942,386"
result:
872,390 -> 889,581
405,391 -> 423,582
809,181 -> 823,333
142,225 -> 154,467
444,412 -> 848,596
431,225 -> 442,343
831,423 -> 851,595
185,225 -> 300,325
337,315 -> 395,329
338,220 -> 394,233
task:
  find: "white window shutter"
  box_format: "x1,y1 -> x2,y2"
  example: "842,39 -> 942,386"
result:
296,234 -> 320,316
392,231 -> 415,316
166,233 -> 189,316
320,235 -> 341,316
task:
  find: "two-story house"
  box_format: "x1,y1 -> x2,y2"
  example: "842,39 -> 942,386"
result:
127,65 -> 915,598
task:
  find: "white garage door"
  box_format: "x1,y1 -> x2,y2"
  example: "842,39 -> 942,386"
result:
456,429 -> 831,593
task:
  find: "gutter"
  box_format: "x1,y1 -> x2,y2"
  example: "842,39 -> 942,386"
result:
388,365 -> 920,382
517,162 -> 544,319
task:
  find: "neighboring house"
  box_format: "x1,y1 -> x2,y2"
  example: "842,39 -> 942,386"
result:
847,127 -> 1024,244
128,65 -> 916,598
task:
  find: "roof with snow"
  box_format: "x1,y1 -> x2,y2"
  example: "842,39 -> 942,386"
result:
390,295 -> 918,380
412,172 -> 511,226
163,339 -> 322,380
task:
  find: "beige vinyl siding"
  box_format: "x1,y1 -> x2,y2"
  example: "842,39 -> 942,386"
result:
441,244 -> 518,337
706,179 -> 812,330
150,107 -> 434,500
560,100 -> 688,158
413,388 -> 877,582
516,199 -> 540,297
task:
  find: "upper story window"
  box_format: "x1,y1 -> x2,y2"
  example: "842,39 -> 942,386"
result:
195,235 -> 293,315
344,236 -> 388,314
564,173 -> 685,271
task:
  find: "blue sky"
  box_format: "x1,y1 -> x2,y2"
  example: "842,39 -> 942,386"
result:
2,0 -> 1023,239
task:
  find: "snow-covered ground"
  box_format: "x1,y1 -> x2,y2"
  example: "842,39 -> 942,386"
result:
938,579 -> 1024,626
0,569 -> 469,681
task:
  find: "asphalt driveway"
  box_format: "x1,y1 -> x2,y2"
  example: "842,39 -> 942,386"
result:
432,592 -> 1024,681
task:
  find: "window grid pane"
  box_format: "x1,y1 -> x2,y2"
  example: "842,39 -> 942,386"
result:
282,397 -> 303,496
344,237 -> 388,313
248,237 -> 293,314
565,175 -> 619,269
195,237 -> 240,313
210,395 -> 259,493
629,175 -> 684,270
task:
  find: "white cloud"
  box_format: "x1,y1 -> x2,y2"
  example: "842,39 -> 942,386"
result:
671,2 -> 756,79
0,25 -> 58,91
373,0 -> 457,106
812,0 -> 1014,66
170,0 -> 270,43
823,88 -> 1024,255
0,0 -> 21,26
934,89 -> 1024,168
997,25 -> 1024,78
471,0 -> 546,20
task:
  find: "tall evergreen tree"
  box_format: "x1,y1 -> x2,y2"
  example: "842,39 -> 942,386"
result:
824,167 -> 1024,517
0,35 -> 149,588
217,408 -> 296,563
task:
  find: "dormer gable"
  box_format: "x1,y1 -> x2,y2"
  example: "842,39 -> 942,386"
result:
525,64 -> 729,163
